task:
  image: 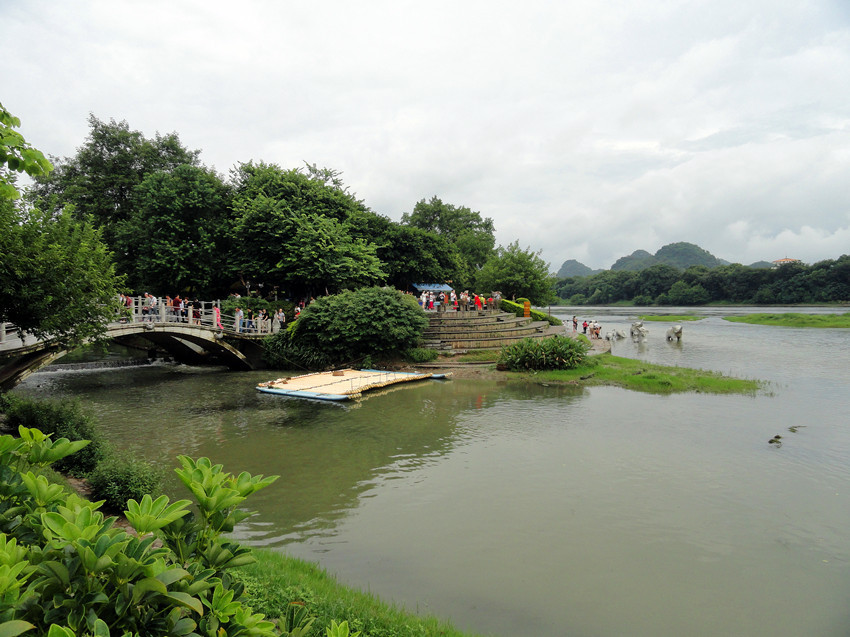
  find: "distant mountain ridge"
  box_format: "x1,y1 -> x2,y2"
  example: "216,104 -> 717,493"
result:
557,242 -> 769,277
556,259 -> 604,278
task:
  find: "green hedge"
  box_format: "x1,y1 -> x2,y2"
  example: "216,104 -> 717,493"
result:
0,394 -> 106,476
500,299 -> 563,326
86,451 -> 164,512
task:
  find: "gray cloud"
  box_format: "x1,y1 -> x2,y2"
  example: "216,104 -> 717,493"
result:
4,0 -> 848,271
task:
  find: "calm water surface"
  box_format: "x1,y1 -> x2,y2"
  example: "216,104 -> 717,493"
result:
15,306 -> 850,636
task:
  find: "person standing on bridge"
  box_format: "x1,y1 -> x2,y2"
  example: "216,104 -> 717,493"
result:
214,305 -> 223,330
234,307 -> 243,333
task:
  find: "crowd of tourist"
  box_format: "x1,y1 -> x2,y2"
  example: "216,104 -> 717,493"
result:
418,289 -> 501,311
119,287 -> 511,335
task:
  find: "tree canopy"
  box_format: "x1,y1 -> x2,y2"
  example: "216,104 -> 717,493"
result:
556,257 -> 850,305
0,201 -> 120,345
402,196 -> 496,282
1,105 -> 120,346
475,241 -> 555,305
118,164 -> 232,295
29,114 -> 200,247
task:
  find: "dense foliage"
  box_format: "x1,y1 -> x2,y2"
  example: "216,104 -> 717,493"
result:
0,434 -> 279,637
1,199 -> 121,346
0,394 -> 106,476
0,102 -> 52,200
401,196 -> 496,284
475,241 -> 555,305
86,451 -> 165,512
556,257 -> 850,305
285,288 -> 429,367
497,335 -> 590,371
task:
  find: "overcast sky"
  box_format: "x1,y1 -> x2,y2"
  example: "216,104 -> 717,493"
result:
4,0 -> 850,270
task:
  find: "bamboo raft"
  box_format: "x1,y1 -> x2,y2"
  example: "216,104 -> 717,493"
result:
256,368 -> 451,401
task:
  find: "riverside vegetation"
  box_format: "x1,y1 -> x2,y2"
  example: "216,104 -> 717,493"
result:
495,335 -> 759,394
723,312 -> 850,328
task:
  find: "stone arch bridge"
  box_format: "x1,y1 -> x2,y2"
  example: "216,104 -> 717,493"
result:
0,309 -> 271,391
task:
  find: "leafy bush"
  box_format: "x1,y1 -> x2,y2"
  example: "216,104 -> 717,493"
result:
498,335 -> 590,371
500,299 -> 563,326
404,347 -> 438,363
0,394 -> 106,476
86,451 -> 163,511
263,327 -> 333,370
290,287 -> 429,367
0,432 -> 281,636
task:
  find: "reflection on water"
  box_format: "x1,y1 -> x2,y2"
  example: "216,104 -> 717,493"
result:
14,307 -> 850,637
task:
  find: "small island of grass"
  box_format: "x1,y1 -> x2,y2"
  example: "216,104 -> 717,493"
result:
511,353 -> 761,394
723,312 -> 850,328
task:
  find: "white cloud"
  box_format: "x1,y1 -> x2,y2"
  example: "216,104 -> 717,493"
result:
3,0 -> 849,272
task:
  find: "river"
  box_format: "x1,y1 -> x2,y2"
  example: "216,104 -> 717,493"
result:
13,306 -> 850,636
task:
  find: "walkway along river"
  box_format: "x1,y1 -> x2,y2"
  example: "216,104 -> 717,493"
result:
13,306 -> 850,637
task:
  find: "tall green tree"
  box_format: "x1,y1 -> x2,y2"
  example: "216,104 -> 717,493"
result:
1,202 -> 120,345
117,164 -> 232,295
475,241 -> 555,305
229,163 -> 385,296
360,215 -> 466,289
401,196 -> 496,278
1,104 -> 120,346
29,114 -> 200,246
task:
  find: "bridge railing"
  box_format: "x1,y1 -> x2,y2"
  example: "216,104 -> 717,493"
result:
0,299 -> 284,353
119,298 -> 281,336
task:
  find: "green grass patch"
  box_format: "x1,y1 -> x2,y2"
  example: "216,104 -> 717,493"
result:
638,315 -> 703,322
723,312 -> 850,328
442,349 -> 499,362
508,353 -> 761,394
239,548 -> 482,637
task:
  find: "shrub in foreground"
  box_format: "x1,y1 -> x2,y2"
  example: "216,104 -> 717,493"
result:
0,432 -> 281,636
0,394 -> 106,476
86,450 -> 164,511
498,335 -> 590,371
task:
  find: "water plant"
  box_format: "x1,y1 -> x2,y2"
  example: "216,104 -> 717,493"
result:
723,312 -> 850,328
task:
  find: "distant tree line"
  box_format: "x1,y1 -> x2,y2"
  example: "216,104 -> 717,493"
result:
555,259 -> 850,305
24,115 -> 554,304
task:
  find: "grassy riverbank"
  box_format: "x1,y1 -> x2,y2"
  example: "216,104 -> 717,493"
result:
723,312 -> 850,328
239,548 -> 481,637
507,353 -> 761,394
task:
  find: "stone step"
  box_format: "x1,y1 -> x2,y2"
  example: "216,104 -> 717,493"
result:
424,323 -> 548,339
